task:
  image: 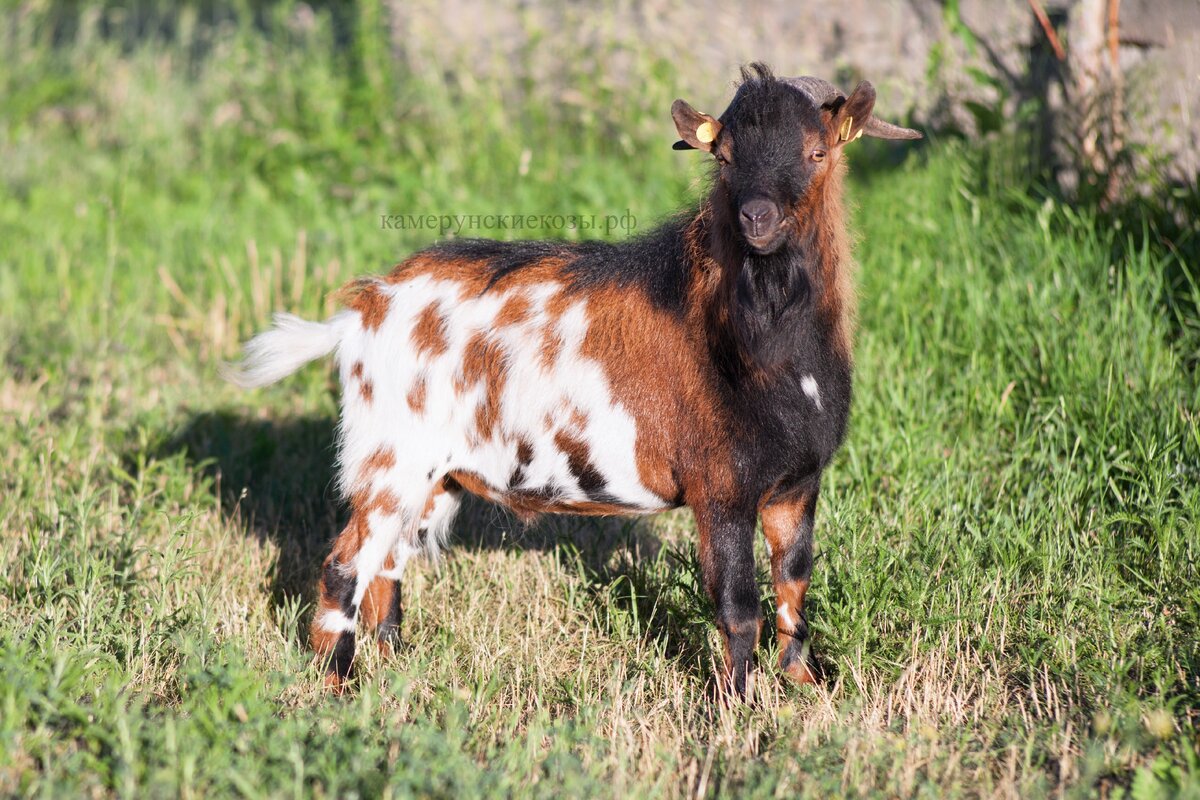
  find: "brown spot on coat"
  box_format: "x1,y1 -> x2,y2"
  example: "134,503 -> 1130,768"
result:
412,303 -> 449,357
350,361 -> 372,403
475,403 -> 497,441
545,288 -> 573,319
357,446 -> 396,483
407,377 -> 427,413
539,326 -> 562,370
456,332 -> 507,440
338,280 -> 390,331
367,488 -> 400,516
537,291 -> 574,370
553,429 -> 607,496
456,332 -> 489,391
496,292 -> 532,327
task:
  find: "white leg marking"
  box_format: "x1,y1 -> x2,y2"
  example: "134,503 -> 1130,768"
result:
801,374 -> 822,411
317,609 -> 357,634
777,602 -> 796,629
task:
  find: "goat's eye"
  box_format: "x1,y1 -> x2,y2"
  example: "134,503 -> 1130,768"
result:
715,152 -> 729,166
811,150 -> 826,163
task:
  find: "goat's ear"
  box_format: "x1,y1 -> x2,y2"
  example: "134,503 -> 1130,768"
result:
830,80 -> 876,146
671,99 -> 722,152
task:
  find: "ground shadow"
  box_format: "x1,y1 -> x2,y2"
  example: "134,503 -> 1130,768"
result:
147,407 -> 713,676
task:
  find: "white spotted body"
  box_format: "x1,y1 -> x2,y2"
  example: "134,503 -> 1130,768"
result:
337,275 -> 672,523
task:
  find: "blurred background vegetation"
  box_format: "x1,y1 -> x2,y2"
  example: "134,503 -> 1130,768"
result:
0,1 -> 1197,797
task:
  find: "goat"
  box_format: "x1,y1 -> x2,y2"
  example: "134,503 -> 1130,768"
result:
227,63 -> 921,697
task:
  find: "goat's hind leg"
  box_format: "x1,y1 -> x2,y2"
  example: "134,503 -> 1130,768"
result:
311,492 -> 421,690
358,547 -> 410,656
358,478 -> 464,654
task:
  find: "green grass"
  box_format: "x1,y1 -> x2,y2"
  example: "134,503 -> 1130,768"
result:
2,4 -> 1198,797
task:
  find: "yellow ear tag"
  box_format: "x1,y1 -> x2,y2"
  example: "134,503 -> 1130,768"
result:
696,121 -> 716,144
838,116 -> 855,142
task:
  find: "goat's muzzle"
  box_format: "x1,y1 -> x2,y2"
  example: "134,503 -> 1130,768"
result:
739,198 -> 784,254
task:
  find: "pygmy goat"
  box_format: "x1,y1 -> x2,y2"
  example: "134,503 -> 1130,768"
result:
228,64 -> 921,697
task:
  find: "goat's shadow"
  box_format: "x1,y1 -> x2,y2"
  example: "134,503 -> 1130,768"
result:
151,408 -> 713,675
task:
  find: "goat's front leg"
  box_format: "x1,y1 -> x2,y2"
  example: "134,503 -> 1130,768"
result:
695,505 -> 762,699
760,479 -> 819,684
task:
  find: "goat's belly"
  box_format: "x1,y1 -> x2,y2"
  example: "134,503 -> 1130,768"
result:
447,470 -> 670,518
435,399 -> 675,517
335,274 -> 676,516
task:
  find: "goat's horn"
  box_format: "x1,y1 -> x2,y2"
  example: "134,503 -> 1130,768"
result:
783,75 -> 923,140
862,116 -> 922,140
781,76 -> 845,109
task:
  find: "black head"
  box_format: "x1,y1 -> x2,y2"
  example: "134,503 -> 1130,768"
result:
672,64 -> 921,256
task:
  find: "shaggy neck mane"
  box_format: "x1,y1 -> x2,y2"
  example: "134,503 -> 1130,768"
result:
688,163 -> 855,381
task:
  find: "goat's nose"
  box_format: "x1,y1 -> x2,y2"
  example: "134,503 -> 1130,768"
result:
739,199 -> 781,239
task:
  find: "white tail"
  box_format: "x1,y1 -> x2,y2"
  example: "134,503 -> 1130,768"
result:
222,311 -> 351,389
